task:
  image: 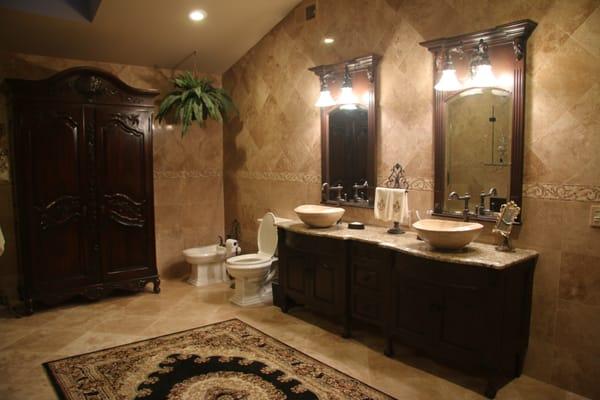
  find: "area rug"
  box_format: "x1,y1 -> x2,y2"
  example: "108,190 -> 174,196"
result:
44,318 -> 394,399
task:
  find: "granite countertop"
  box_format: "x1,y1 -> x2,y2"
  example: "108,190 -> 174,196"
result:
276,220 -> 538,270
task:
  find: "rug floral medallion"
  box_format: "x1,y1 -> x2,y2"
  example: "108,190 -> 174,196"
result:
44,319 -> 395,400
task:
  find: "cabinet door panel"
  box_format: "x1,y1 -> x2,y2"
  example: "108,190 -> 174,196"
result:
393,276 -> 441,344
313,258 -> 336,306
286,250 -> 310,300
438,286 -> 488,353
19,104 -> 96,290
94,107 -> 156,280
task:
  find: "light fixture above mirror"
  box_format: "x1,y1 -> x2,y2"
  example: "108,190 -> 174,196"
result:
338,65 -> 358,110
315,75 -> 336,107
434,50 -> 462,92
434,38 -> 500,91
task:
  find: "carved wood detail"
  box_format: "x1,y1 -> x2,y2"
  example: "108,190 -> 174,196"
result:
35,195 -> 82,230
104,193 -> 145,227
109,113 -> 144,135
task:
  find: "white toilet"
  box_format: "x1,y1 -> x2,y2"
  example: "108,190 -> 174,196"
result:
226,212 -> 278,306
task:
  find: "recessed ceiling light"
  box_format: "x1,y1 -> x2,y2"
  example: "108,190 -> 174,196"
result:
189,9 -> 207,22
323,37 -> 335,44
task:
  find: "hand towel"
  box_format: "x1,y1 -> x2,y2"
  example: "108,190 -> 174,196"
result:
375,187 -> 409,224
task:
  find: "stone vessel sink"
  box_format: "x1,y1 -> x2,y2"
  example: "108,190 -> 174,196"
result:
412,219 -> 484,250
294,204 -> 345,228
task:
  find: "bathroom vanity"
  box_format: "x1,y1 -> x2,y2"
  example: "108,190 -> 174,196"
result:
275,221 -> 537,398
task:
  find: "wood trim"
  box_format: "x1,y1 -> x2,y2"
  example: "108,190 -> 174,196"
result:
6,67 -> 159,107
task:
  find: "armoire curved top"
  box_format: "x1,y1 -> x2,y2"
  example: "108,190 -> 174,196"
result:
6,66 -> 160,107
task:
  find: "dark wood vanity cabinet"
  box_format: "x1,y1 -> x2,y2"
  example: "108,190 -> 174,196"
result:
390,254 -> 536,397
278,229 -> 350,336
277,227 -> 536,398
7,68 -> 161,313
350,242 -> 392,329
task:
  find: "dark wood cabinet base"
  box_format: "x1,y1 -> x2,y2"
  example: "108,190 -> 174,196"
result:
21,276 -> 161,314
277,227 -> 536,399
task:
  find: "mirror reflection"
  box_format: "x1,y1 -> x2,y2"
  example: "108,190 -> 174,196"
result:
444,87 -> 512,217
327,106 -> 369,203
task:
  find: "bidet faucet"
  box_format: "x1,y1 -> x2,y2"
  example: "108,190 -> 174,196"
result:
448,191 -> 472,221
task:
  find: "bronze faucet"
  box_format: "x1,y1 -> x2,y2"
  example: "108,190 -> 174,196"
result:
448,191 -> 472,221
477,187 -> 497,216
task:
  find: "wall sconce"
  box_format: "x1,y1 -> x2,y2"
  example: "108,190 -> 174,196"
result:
338,65 -> 358,110
315,75 -> 336,107
434,49 -> 462,92
469,39 -> 496,87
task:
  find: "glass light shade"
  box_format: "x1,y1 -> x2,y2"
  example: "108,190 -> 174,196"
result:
434,69 -> 462,92
315,90 -> 336,107
471,64 -> 496,87
338,86 -> 358,106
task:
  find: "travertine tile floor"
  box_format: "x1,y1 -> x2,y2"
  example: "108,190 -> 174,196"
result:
0,279 -> 588,400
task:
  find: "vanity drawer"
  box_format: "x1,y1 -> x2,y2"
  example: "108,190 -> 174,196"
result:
352,291 -> 383,324
394,253 -> 497,289
352,241 -> 389,261
353,263 -> 380,291
285,231 -> 345,255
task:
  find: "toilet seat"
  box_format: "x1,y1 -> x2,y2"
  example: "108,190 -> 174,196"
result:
228,253 -> 272,266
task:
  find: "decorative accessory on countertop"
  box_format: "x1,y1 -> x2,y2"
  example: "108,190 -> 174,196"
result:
377,163 -> 410,234
492,201 -> 520,252
44,319 -> 394,400
348,222 -> 365,230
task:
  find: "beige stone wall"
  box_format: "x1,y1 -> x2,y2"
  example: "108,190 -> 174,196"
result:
223,0 -> 600,397
0,52 -> 225,295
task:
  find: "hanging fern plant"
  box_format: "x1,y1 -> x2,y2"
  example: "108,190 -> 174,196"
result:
156,71 -> 237,136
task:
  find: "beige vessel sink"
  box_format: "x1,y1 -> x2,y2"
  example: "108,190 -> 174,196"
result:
294,204 -> 345,228
412,219 -> 484,250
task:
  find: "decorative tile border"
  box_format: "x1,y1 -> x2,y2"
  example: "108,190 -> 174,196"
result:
236,171 -> 321,184
154,169 -> 222,179
235,171 -> 434,191
523,183 -> 600,202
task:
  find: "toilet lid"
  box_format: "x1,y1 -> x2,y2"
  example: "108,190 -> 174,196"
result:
257,212 -> 277,258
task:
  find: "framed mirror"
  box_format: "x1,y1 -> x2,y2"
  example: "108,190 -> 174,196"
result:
310,54 -> 380,209
420,20 -> 537,222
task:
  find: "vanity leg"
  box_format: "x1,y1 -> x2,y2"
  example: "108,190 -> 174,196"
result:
515,352 -> 525,377
24,298 -> 34,316
341,316 -> 351,339
384,337 -> 394,357
484,378 -> 499,399
281,295 -> 290,313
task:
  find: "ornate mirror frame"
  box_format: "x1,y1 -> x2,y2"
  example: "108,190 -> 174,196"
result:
310,54 -> 381,209
420,20 -> 537,223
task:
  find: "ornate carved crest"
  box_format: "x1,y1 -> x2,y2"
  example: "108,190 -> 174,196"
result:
36,195 -> 82,230
104,193 -> 145,227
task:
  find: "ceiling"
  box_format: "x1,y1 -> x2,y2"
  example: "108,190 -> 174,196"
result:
0,0 -> 301,73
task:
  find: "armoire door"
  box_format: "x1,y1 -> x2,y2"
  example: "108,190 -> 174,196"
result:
16,103 -> 98,293
92,106 -> 156,282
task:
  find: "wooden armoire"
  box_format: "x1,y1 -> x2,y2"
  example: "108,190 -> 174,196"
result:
7,67 -> 161,313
